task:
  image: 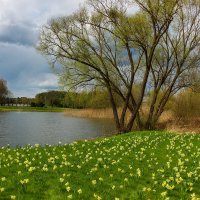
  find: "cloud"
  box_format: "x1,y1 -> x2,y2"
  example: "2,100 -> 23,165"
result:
0,0 -> 84,26
0,43 -> 58,97
0,0 -> 84,97
0,0 -> 137,97
0,0 -> 84,45
0,24 -> 38,46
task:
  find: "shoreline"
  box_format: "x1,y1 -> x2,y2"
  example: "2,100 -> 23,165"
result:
0,106 -> 65,112
1,106 -> 199,133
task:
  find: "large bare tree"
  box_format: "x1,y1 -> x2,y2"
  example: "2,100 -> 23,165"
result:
38,0 -> 197,133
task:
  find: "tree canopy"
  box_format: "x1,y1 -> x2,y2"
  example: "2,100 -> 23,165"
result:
0,79 -> 12,105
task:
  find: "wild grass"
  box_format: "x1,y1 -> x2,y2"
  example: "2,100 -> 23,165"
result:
64,108 -> 200,132
64,108 -> 114,119
0,131 -> 200,199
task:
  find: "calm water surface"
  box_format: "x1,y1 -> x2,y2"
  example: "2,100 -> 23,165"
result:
0,112 -> 116,147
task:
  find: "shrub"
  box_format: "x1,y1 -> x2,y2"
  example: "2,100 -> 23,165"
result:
172,89 -> 200,119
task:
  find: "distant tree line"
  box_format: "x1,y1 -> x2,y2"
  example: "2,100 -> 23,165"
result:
0,79 -> 120,108
32,90 -> 121,108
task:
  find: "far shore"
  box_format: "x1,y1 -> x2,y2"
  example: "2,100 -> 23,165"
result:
0,106 -> 65,112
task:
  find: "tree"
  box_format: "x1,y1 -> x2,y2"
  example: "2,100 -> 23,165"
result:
0,79 -> 10,105
142,0 -> 200,129
38,0 -> 192,133
34,91 -> 66,107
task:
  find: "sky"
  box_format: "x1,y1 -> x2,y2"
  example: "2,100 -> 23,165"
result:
0,0 -> 84,97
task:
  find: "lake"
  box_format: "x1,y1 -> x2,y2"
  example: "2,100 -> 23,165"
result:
0,112 -> 116,147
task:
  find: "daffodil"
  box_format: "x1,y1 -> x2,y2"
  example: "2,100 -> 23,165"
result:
10,195 -> 16,199
77,188 -> 82,194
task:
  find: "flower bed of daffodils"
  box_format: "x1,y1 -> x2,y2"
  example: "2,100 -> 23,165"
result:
0,131 -> 200,200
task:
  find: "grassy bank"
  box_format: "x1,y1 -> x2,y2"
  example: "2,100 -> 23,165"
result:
0,106 -> 65,112
0,131 -> 200,199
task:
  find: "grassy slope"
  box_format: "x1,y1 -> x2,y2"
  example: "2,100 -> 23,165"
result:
0,131 -> 200,199
0,106 -> 65,112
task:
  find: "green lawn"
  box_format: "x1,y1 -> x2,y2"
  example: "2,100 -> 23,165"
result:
0,106 -> 65,112
0,131 -> 200,199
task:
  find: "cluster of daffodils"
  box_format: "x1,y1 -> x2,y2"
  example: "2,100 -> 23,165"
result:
0,132 -> 200,199
20,179 -> 29,185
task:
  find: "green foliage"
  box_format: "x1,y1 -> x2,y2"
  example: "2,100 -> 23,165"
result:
0,79 -> 11,105
0,132 -> 200,199
63,92 -> 90,109
35,91 -> 66,107
63,90 -> 114,109
33,90 -> 115,109
0,79 -> 8,98
146,91 -> 175,112
89,91 -> 111,108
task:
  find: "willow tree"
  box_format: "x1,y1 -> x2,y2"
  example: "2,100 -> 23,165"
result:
38,0 -> 180,133
142,0 -> 200,129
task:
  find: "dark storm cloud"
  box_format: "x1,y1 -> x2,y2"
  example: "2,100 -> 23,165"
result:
0,43 -> 58,97
0,24 -> 38,46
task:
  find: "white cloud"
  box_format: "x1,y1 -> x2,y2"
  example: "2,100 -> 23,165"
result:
0,0 -> 84,26
35,74 -> 58,88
